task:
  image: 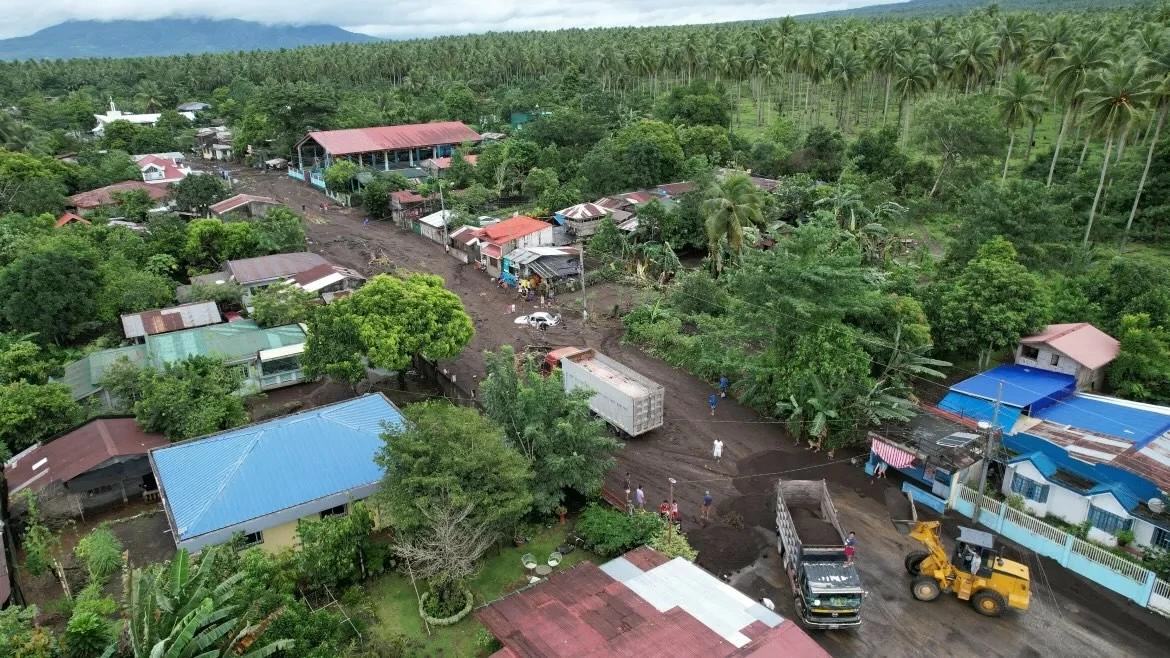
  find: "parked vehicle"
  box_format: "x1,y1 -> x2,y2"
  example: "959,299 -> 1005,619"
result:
775,479 -> 866,629
545,347 -> 664,436
515,312 -> 560,329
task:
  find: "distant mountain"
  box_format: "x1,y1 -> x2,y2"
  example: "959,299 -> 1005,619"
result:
0,19 -> 380,61
801,0 -> 1138,19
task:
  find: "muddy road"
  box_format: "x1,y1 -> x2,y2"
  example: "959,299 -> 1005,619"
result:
220,164 -> 1170,657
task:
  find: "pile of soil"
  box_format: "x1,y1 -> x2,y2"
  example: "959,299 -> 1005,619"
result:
689,523 -> 767,576
790,507 -> 843,546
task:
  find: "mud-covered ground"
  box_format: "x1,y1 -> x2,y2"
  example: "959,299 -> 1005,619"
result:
220,163 -> 1170,657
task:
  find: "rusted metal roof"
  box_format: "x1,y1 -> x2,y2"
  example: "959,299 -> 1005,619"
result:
476,546 -> 829,658
557,203 -> 609,220
209,193 -> 278,216
479,216 -> 551,245
1020,323 -> 1120,370
68,180 -> 168,209
226,252 -> 330,285
657,182 -> 695,196
302,121 -> 481,156
4,418 -> 167,495
121,301 -> 223,339
55,212 -> 89,228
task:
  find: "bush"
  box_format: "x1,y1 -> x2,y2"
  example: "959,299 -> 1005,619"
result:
419,589 -> 474,626
1116,529 -> 1136,547
64,610 -> 114,658
1004,493 -> 1025,512
649,526 -> 699,561
475,627 -> 503,654
668,270 -> 728,317
574,504 -> 665,558
75,525 -> 124,581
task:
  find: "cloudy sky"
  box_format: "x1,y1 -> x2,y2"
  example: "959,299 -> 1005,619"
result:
1,1 -> 901,40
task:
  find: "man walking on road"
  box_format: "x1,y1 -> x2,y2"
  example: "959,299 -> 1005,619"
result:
701,491 -> 713,521
713,439 -> 724,461
719,375 -> 729,398
709,393 -> 718,416
635,485 -> 645,510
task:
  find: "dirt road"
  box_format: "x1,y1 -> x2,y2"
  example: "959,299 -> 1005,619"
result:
221,164 -> 1170,657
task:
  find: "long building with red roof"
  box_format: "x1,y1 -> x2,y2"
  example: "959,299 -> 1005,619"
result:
292,121 -> 481,185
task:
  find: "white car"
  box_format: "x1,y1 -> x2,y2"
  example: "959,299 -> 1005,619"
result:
514,312 -> 560,329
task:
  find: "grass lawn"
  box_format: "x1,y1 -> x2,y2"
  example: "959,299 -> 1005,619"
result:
367,523 -> 600,657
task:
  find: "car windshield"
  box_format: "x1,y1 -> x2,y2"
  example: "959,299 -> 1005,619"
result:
811,593 -> 863,609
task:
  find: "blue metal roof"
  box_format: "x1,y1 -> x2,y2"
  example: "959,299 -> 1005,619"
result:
1087,482 -> 1141,512
1008,452 -> 1058,479
949,365 -> 1076,410
1031,394 -> 1170,446
152,394 -> 404,541
938,392 -> 1023,433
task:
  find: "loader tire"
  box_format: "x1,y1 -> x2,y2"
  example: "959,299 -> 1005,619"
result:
972,589 -> 1006,617
911,576 -> 941,602
904,550 -> 929,575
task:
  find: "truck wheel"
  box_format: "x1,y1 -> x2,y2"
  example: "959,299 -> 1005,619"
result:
911,576 -> 941,602
904,551 -> 929,575
972,589 -> 1006,617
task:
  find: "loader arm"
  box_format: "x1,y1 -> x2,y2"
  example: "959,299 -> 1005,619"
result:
908,521 -> 951,571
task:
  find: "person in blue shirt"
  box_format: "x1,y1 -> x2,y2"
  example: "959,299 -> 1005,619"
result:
701,490 -> 713,521
709,393 -> 718,416
719,375 -> 729,398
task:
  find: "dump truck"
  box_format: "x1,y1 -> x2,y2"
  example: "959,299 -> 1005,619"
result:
545,347 -> 664,436
775,479 -> 866,629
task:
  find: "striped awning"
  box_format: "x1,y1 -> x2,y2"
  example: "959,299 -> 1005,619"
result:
872,438 -> 917,469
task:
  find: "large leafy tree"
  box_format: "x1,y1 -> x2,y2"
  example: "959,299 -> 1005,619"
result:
375,400 -> 534,535
183,218 -> 261,273
295,501 -> 377,591
480,346 -> 622,514
170,173 -> 229,216
0,244 -> 102,344
1109,313 -> 1170,404
253,207 -> 307,254
128,356 -> 249,440
250,282 -> 318,328
929,236 -> 1049,359
122,547 -> 294,658
0,382 -> 83,461
302,273 -> 474,385
0,149 -> 73,216
914,94 -> 1005,197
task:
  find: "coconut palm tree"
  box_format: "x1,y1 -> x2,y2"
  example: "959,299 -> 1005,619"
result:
701,174 -> 765,276
1047,34 -> 1112,186
997,70 -> 1047,182
955,29 -> 999,93
893,54 -> 934,145
1080,59 -> 1155,247
1123,46 -> 1170,251
872,30 -> 913,121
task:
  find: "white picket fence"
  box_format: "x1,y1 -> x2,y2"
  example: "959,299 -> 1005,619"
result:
1151,579 -> 1170,616
1003,506 -> 1067,545
1070,536 -> 1152,583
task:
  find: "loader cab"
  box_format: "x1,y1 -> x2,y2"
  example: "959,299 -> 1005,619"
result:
953,526 -> 998,578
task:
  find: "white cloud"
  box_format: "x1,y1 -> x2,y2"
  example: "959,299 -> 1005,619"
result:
0,0 -> 901,40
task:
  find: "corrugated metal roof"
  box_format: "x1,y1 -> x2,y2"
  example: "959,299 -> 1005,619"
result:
121,301 -> 223,339
226,252 -> 329,285
303,121 -> 481,156
1087,482 -> 1141,511
1009,452 -> 1058,479
209,194 -> 278,216
479,216 -> 551,245
949,365 -> 1076,409
151,393 -> 403,541
1020,323 -> 1120,370
1031,393 -> 1170,445
5,418 -> 167,494
938,392 -> 1024,432
417,209 -> 451,228
145,320 -> 305,367
556,203 -> 609,220
68,180 -> 169,209
477,546 -> 826,658
63,345 -> 150,400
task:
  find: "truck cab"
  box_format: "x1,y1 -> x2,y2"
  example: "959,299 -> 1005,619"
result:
797,564 -> 865,629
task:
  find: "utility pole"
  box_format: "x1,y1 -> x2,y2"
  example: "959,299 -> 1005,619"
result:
438,178 -> 448,247
668,477 -> 677,541
578,247 -> 587,321
974,381 -> 1004,526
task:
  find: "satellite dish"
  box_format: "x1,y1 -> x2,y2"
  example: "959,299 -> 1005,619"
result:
977,421 -> 992,431
1149,498 -> 1166,513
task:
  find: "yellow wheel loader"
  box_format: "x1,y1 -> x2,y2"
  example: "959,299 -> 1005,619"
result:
889,490 -> 1031,617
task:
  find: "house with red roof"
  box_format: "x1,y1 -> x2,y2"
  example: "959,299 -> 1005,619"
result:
209,193 -> 280,218
291,121 -> 481,188
67,180 -> 170,211
55,212 -> 90,228
134,154 -> 191,185
1015,323 -> 1120,391
477,546 -> 830,658
455,215 -> 555,276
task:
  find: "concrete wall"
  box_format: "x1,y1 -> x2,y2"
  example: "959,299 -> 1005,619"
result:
257,519 -> 300,553
1014,344 -> 1100,390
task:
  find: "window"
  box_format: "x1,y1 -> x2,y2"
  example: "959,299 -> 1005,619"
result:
1087,505 -> 1133,535
1009,474 -> 1050,503
86,484 -> 115,497
1021,345 -> 1040,360
241,531 -> 264,546
1153,527 -> 1170,551
1050,353 -> 1061,367
320,503 -> 347,518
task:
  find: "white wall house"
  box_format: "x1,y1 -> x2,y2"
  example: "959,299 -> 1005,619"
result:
93,101 -> 195,136
1003,454 -> 1170,550
1015,323 -> 1119,391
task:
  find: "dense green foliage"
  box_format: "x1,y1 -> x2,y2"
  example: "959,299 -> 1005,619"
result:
102,355 -> 249,440
74,524 -> 125,580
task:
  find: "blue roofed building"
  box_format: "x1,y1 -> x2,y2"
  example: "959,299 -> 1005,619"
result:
149,393 -> 403,552
938,364 -> 1078,431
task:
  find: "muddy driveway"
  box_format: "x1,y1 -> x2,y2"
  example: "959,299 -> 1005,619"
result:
220,164 -> 1170,657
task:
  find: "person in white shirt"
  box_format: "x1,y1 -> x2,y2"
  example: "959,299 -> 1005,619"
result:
713,439 -> 724,461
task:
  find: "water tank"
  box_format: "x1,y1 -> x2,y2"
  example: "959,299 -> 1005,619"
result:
1149,498 -> 1165,513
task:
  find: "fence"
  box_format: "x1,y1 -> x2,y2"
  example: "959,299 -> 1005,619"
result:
411,355 -> 479,409
952,484 -> 1160,609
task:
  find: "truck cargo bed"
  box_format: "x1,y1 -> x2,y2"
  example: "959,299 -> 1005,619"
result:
558,348 -> 664,436
790,507 -> 845,547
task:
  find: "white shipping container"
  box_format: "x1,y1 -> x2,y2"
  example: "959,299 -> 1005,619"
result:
559,349 -> 664,436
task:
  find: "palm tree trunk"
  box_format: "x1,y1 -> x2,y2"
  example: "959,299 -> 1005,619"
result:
1002,128 -> 1017,184
1047,106 -> 1071,187
882,72 -> 892,120
1077,135 -> 1091,173
930,155 -> 949,198
1084,132 -> 1114,247
1122,104 -> 1166,252
901,98 -> 912,146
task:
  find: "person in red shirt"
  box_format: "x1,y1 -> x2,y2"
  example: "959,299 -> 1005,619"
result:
658,500 -> 671,518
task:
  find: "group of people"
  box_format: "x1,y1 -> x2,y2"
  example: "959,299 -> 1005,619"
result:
625,473 -> 717,528
708,374 -> 730,416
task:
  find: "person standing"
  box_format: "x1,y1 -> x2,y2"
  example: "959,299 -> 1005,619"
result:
635,485 -> 645,510
719,375 -> 729,398
844,531 -> 857,565
624,473 -> 632,497
709,393 -> 718,416
670,500 -> 680,524
713,439 -> 724,462
701,491 -> 713,521
658,499 -> 671,518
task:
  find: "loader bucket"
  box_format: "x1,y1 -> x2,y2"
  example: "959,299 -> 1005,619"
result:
885,488 -> 918,536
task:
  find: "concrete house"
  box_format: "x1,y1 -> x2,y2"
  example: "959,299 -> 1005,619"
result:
1015,323 -> 1119,391
209,194 -> 280,218
466,215 -> 555,276
121,301 -> 223,342
92,100 -> 194,136
134,154 -> 191,185
150,394 -> 403,552
4,418 -> 168,521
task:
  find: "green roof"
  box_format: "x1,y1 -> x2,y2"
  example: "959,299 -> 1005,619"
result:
145,320 -> 306,367
62,320 -> 306,401
63,345 -> 149,400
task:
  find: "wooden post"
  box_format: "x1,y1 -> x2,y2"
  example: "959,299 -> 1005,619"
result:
406,562 -> 431,636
